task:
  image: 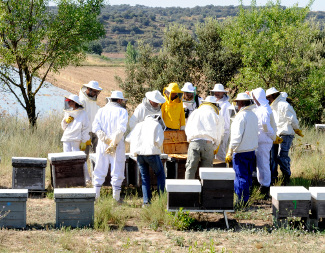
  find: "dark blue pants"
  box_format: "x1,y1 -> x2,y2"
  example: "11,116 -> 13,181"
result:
233,151 -> 256,203
137,155 -> 166,204
270,135 -> 294,184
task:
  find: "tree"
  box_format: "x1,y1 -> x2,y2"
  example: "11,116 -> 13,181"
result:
0,0 -> 105,127
223,0 -> 325,125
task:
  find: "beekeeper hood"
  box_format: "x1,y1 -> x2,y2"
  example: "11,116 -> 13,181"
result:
251,88 -> 269,107
81,81 -> 102,101
145,114 -> 166,131
181,82 -> 196,103
163,83 -> 183,103
199,95 -> 220,114
64,94 -> 83,111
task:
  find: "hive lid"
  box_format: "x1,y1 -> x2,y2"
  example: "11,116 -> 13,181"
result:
0,189 -> 28,198
270,186 -> 311,200
12,157 -> 47,166
165,179 -> 201,192
199,167 -> 235,180
54,188 -> 96,198
48,151 -> 86,161
309,187 -> 325,200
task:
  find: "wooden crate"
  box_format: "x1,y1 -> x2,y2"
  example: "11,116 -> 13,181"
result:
166,179 -> 201,210
270,186 -> 311,219
199,167 -> 235,210
0,189 -> 28,229
48,151 -> 87,188
163,130 -> 188,154
309,187 -> 325,220
89,153 -> 129,187
54,188 -> 96,228
12,157 -> 47,191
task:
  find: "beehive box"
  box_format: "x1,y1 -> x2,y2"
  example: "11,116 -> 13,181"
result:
48,151 -> 87,188
0,189 -> 28,228
199,167 -> 235,210
163,130 -> 189,154
270,186 -> 311,219
54,188 -> 96,228
12,157 -> 47,191
166,179 -> 201,210
309,187 -> 325,220
315,124 -> 325,131
89,153 -> 129,186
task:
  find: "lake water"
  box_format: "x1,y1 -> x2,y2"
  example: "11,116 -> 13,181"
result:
1,81 -> 72,118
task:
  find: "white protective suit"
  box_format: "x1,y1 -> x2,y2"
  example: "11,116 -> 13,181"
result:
252,88 -> 277,187
79,87 -> 100,125
185,103 -> 225,150
61,108 -> 91,182
183,96 -> 202,119
229,104 -> 258,153
128,97 -> 161,130
92,102 -> 128,191
61,109 -> 91,147
126,115 -> 164,156
216,95 -> 231,161
270,93 -> 299,136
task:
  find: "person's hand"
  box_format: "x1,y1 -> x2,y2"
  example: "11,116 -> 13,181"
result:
225,148 -> 233,163
294,129 -> 304,137
65,116 -> 74,124
213,145 -> 220,155
80,142 -> 87,151
105,142 -> 116,155
273,136 -> 283,144
86,139 -> 92,146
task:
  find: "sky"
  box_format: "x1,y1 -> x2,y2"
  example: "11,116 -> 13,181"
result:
104,0 -> 325,11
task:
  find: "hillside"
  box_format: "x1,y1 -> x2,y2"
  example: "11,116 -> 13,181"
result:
95,4 -> 325,53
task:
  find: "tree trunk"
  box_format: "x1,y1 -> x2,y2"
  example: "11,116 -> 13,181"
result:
26,96 -> 37,128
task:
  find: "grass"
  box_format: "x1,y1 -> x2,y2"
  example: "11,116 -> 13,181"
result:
1,116 -> 325,251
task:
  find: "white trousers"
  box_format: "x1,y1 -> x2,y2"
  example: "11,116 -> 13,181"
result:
93,141 -> 125,191
215,132 -> 230,162
62,141 -> 90,182
255,142 -> 273,187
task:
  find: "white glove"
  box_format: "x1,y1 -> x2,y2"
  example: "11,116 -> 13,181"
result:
111,130 -> 124,146
96,130 -> 111,145
105,142 -> 117,155
180,126 -> 185,130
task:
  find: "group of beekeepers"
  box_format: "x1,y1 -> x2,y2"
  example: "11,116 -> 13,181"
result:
61,80 -> 303,206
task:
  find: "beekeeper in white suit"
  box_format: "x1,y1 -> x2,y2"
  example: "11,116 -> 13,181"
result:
251,88 -> 277,198
185,96 -> 224,179
210,83 -> 231,161
92,91 -> 128,201
79,80 -> 102,153
61,94 -> 91,182
181,82 -> 202,121
129,90 -> 166,130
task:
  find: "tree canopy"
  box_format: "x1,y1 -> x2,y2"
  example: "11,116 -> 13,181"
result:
0,0 -> 105,126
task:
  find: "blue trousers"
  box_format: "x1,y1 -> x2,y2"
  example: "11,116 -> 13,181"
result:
270,135 -> 294,184
233,151 -> 256,203
137,155 -> 166,204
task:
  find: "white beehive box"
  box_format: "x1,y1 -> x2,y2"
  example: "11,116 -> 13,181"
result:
309,187 -> 325,220
270,186 -> 311,219
54,188 -> 96,228
199,167 -> 235,210
12,157 -> 47,191
166,179 -> 201,210
0,189 -> 28,228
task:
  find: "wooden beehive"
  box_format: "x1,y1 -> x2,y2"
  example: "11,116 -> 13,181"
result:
270,186 -> 311,219
309,187 -> 325,220
166,179 -> 201,210
0,189 -> 28,229
54,188 -> 96,228
48,151 -> 87,188
199,167 -> 235,210
163,130 -> 188,154
12,157 -> 47,191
